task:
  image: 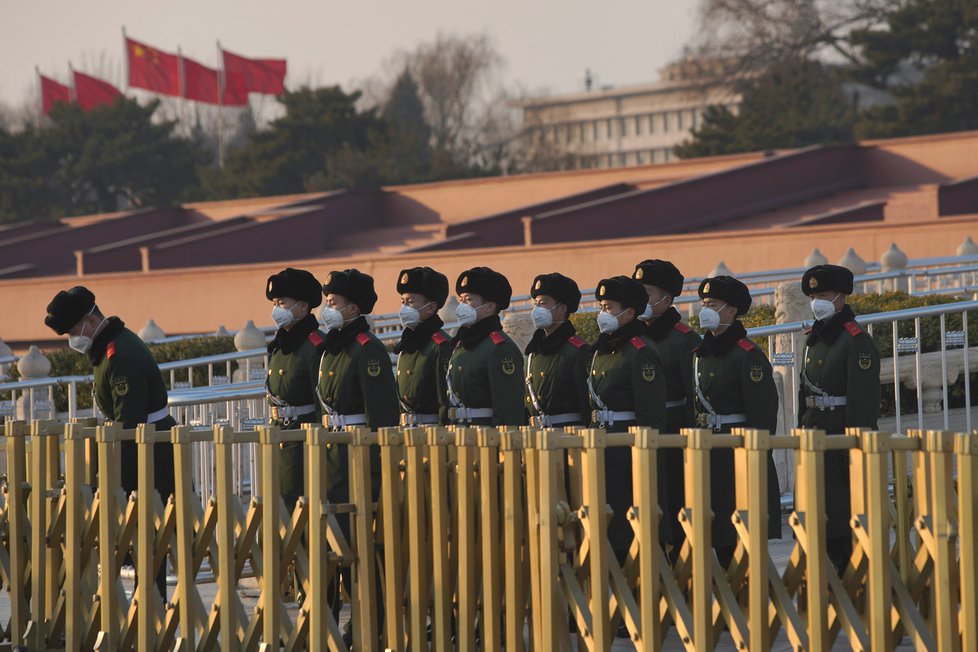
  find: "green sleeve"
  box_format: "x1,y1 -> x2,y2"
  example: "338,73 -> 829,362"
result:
436,341 -> 453,424
574,347 -> 592,420
632,348 -> 667,431
489,343 -> 527,427
359,341 -> 400,429
741,349 -> 779,433
108,357 -> 149,428
845,332 -> 881,429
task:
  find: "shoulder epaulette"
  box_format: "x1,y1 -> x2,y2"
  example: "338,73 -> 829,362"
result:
737,338 -> 755,352
307,331 -> 325,347
674,322 -> 691,334
106,341 -> 117,359
432,332 -> 448,345
489,331 -> 505,345
629,336 -> 646,350
356,332 -> 371,346
844,321 -> 863,336
568,335 -> 586,349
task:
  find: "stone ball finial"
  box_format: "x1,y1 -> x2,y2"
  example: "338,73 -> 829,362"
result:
709,261 -> 733,277
837,247 -> 867,276
234,320 -> 266,351
957,236 -> 978,257
18,346 -> 51,379
804,248 -> 828,268
439,296 -> 460,325
138,319 -> 165,342
214,325 -> 230,337
501,311 -> 535,352
880,243 -> 908,272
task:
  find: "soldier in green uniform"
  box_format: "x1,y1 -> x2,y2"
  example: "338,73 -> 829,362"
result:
589,275 -> 670,559
394,267 -> 452,426
799,264 -> 880,574
45,285 -> 177,595
447,267 -> 526,426
265,267 -> 326,510
693,276 -> 782,566
633,259 -> 701,555
525,273 -> 590,428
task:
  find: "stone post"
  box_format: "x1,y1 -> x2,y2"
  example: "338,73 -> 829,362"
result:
439,297 -> 460,336
138,319 -> 165,342
501,311 -> 534,354
710,261 -> 733,277
957,236 -> 978,257
773,281 -> 809,493
0,337 -> 13,376
16,346 -> 53,420
804,248 -> 827,267
837,248 -> 868,294
880,243 -> 909,293
232,320 -> 267,383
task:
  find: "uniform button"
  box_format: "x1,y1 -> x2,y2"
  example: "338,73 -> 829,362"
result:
592,370 -> 597,376
403,395 -> 409,401
539,371 -> 545,378
601,371 -> 606,377
458,366 -> 463,371
397,370 -> 401,376
818,360 -> 823,365
806,358 -> 811,364
328,371 -> 335,377
709,373 -> 715,378
267,369 -> 272,376
407,370 -> 413,375
278,369 -> 284,376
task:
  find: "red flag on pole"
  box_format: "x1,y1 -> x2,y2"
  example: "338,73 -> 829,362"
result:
221,48 -> 286,98
181,56 -> 247,106
126,37 -> 180,96
73,71 -> 122,110
40,74 -> 71,115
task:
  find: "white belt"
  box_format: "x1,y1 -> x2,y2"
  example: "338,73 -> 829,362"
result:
806,395 -> 847,410
449,407 -> 494,423
665,399 -> 686,409
147,407 -> 169,424
325,413 -> 367,428
400,413 -> 440,426
530,412 -> 583,428
696,413 -> 747,431
591,409 -> 637,427
270,403 -> 317,421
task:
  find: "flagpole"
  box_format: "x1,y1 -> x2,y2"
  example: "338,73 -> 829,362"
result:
216,40 -> 225,167
121,26 -> 129,94
178,46 -> 188,136
34,66 -> 41,127
68,61 -> 75,103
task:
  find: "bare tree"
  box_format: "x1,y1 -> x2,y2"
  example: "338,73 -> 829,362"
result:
692,0 -> 894,73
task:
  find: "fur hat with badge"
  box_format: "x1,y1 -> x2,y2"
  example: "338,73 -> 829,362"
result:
595,276 -> 649,314
697,275 -> 752,315
633,259 -> 684,297
45,286 -> 96,335
322,269 -> 378,314
456,267 -> 513,311
530,273 -> 582,313
397,267 -> 450,308
801,264 -> 854,296
266,268 -> 323,308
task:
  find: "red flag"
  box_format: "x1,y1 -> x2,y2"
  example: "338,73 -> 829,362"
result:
126,37 -> 180,96
222,48 -> 286,98
180,56 -> 247,106
73,71 -> 122,110
40,74 -> 71,115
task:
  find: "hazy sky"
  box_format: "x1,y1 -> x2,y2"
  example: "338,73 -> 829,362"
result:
0,0 -> 698,110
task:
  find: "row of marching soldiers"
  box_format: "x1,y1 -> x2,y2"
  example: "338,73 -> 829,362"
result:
42,260 -> 880,610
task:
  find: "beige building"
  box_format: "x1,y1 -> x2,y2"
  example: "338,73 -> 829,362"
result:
518,60 -> 739,169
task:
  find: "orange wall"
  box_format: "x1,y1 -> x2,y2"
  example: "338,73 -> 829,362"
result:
5,215 -> 976,348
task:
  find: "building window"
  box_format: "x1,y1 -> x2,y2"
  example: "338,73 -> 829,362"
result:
619,117 -> 627,137
606,120 -> 613,139
580,123 -> 586,142
691,110 -> 698,129
648,113 -> 656,133
677,111 -> 684,130
636,151 -> 645,164
663,113 -> 670,132
593,121 -> 600,141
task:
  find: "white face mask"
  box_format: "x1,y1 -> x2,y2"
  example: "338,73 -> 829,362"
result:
399,302 -> 432,329
68,308 -> 102,353
698,304 -> 729,331
810,295 -> 840,321
639,294 -> 669,321
597,309 -> 624,334
531,304 -> 562,330
456,301 -> 487,327
271,303 -> 300,329
320,305 -> 351,331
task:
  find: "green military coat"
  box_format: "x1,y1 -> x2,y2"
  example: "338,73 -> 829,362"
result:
692,321 -> 782,546
524,321 -> 590,426
394,315 -> 452,425
266,314 -> 326,509
446,314 -> 526,427
798,305 -> 880,540
88,317 -> 176,500
588,318 -> 670,553
645,307 -> 702,547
